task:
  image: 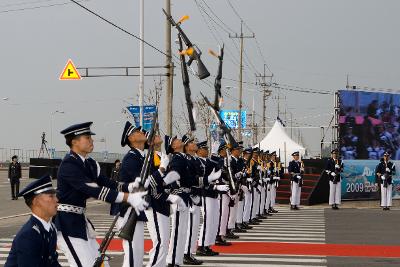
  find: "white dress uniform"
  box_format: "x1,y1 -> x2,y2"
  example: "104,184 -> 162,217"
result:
375,155 -> 396,209
324,150 -> 344,208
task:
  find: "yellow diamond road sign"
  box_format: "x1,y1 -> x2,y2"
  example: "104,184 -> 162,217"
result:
59,59 -> 81,80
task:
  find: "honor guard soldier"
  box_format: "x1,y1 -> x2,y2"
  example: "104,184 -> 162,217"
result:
196,141 -> 223,256
249,149 -> 262,223
375,151 -> 396,210
165,135 -> 192,267
116,122 -> 156,267
5,175 -> 60,267
226,142 -> 243,239
288,152 -> 304,210
215,141 -> 233,246
241,147 -> 254,229
267,151 -> 280,214
234,143 -> 248,232
8,155 -> 22,200
324,149 -> 344,209
55,122 -> 148,267
142,130 -> 180,267
181,134 -> 203,265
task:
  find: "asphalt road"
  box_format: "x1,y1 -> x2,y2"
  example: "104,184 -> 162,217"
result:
1,170 -> 400,266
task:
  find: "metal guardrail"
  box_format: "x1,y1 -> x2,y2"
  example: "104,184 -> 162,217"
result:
0,148 -> 124,164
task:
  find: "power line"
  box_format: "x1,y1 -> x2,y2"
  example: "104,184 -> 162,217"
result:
68,0 -> 173,60
0,0 -> 89,13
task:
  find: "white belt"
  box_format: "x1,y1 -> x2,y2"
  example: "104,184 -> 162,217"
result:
57,204 -> 86,214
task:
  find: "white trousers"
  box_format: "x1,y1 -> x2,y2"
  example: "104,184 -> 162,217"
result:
199,197 -> 220,247
265,184 -> 272,211
57,228 -> 109,267
243,190 -> 252,223
290,182 -> 302,206
167,204 -> 189,265
185,205 -> 201,254
329,181 -> 341,205
236,200 -> 244,224
251,188 -> 260,219
381,184 -> 393,207
145,209 -> 170,267
259,186 -> 266,214
218,194 -> 230,236
228,194 -> 239,229
270,184 -> 277,208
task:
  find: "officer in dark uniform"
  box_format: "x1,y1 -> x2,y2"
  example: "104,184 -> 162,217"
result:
288,152 -> 303,210
55,122 -> 149,267
8,155 -> 22,200
324,149 -> 344,209
375,151 -> 396,210
5,175 -> 60,267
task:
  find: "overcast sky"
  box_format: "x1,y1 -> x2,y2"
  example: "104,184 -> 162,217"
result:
0,0 -> 399,156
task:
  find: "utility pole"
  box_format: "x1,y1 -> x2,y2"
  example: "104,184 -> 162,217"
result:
256,64 -> 273,134
229,21 -> 255,141
139,0 -> 144,125
165,0 -> 174,135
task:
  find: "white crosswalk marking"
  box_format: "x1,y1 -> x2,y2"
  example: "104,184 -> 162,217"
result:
0,205 -> 327,266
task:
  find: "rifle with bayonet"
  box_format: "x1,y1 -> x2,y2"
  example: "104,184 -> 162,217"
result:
162,9 -> 210,80
209,45 -> 224,110
178,34 -> 196,131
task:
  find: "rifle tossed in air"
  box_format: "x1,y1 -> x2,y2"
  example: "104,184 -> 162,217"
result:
162,9 -> 210,80
178,34 -> 196,132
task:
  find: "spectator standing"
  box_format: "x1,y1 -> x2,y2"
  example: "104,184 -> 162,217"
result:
110,159 -> 121,181
8,155 -> 22,200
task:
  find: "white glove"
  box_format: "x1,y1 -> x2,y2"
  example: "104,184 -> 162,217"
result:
386,167 -> 390,172
211,141 -> 220,155
127,191 -> 149,215
163,171 -> 180,185
216,184 -> 229,192
241,185 -> 248,192
266,178 -> 271,182
160,153 -> 170,169
257,165 -> 262,170
331,172 -> 336,177
381,175 -> 386,180
168,194 -> 187,211
273,176 -> 280,180
208,168 -> 221,183
263,178 -> 268,183
246,178 -> 253,182
128,177 -> 141,192
297,175 -> 302,179
335,164 -> 340,169
267,170 -> 271,175
235,171 -> 243,178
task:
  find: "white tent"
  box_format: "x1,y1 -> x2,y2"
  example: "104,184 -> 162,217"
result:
255,120 -> 305,166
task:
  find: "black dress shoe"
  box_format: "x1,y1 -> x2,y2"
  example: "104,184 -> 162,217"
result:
225,230 -> 239,239
270,208 -> 278,213
248,219 -> 260,225
241,222 -> 253,229
294,206 -> 300,210
184,254 -> 203,265
167,264 -> 180,267
205,246 -> 219,256
234,225 -> 247,233
215,236 -> 232,246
